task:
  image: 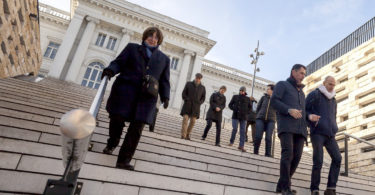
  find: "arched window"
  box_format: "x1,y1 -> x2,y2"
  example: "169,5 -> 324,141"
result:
81,62 -> 105,89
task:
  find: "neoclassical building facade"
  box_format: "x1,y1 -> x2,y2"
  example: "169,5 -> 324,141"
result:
39,0 -> 273,120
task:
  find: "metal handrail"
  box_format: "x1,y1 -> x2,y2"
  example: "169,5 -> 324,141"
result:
337,132 -> 375,176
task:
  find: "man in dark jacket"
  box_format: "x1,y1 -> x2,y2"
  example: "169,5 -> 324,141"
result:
246,97 -> 257,143
180,73 -> 206,140
271,64 -> 319,195
201,86 -> 227,146
228,86 -> 252,152
306,76 -> 341,195
101,27 -> 170,170
254,84 -> 276,157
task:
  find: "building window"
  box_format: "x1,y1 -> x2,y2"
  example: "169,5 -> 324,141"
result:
106,37 -> 117,50
170,57 -> 179,70
81,62 -> 105,89
95,33 -> 107,47
43,42 -> 60,59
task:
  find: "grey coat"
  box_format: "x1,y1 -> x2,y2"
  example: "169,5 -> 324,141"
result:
270,77 -> 307,138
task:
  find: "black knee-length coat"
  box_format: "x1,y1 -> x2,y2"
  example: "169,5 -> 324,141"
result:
105,43 -> 170,125
180,81 -> 206,118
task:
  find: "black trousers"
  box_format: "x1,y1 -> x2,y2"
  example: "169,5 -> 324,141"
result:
202,119 -> 221,144
149,108 -> 159,132
246,121 -> 256,142
106,115 -> 145,164
310,134 -> 342,191
277,132 -> 305,191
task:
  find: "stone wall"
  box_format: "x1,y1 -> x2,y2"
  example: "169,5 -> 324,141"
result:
0,0 -> 41,78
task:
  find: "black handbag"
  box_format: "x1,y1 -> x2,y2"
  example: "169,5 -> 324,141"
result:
142,74 -> 159,98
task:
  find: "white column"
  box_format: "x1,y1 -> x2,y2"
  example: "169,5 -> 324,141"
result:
65,16 -> 99,82
190,54 -> 203,80
172,49 -> 195,109
116,28 -> 134,56
48,14 -> 84,79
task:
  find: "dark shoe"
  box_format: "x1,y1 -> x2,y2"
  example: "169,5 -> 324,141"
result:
149,127 -> 154,132
228,143 -> 233,146
116,162 -> 134,171
324,189 -> 336,195
238,146 -> 246,152
276,187 -> 296,194
311,190 -> 320,195
185,136 -> 191,140
215,143 -> 221,147
201,137 -> 205,140
103,146 -> 115,155
281,189 -> 294,195
181,136 -> 185,139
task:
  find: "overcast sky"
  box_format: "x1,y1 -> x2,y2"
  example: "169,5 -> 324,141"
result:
40,0 -> 375,82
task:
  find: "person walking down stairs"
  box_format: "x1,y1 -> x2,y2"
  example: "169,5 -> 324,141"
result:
271,64 -> 320,195
253,84 -> 276,157
246,96 -> 257,143
201,86 -> 227,147
101,27 -> 170,171
306,76 -> 341,195
180,73 -> 206,140
228,86 -> 252,152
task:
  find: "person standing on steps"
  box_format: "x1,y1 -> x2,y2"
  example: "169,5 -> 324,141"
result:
246,96 -> 257,143
201,86 -> 227,147
254,84 -> 276,157
228,86 -> 252,152
271,64 -> 320,195
306,76 -> 341,195
180,73 -> 206,140
149,96 -> 161,132
101,27 -> 170,171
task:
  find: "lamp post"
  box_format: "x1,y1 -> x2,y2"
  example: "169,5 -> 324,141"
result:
249,40 -> 265,97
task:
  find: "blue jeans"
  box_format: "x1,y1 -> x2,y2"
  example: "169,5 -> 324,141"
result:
229,119 -> 246,147
254,119 -> 275,156
310,134 -> 342,191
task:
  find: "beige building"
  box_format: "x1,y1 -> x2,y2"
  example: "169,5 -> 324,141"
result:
304,17 -> 375,176
0,0 -> 41,78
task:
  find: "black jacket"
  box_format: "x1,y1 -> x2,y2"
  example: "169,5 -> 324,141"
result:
306,89 -> 338,137
271,77 -> 307,138
105,43 -> 170,125
229,94 -> 252,121
247,100 -> 257,123
256,94 -> 276,122
206,92 -> 226,122
180,81 -> 206,118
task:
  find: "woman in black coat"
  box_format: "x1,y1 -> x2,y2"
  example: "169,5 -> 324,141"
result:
201,86 -> 226,146
101,27 -> 170,170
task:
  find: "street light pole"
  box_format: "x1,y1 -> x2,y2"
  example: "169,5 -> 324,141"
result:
249,40 -> 264,97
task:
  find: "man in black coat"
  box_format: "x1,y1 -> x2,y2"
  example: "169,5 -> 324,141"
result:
180,73 -> 206,140
271,64 -> 319,195
306,76 -> 341,195
246,96 -> 257,143
201,86 -> 227,146
254,84 -> 276,156
228,86 -> 252,152
101,27 -> 170,170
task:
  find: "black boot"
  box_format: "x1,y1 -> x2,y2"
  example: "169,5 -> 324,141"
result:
281,189 -> 295,195
324,189 -> 336,195
103,146 -> 115,155
116,161 -> 134,171
311,190 -> 320,195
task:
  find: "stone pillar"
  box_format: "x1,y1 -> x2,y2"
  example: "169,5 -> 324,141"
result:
65,16 -> 99,82
116,28 -> 134,56
48,13 -> 84,79
190,54 -> 203,81
172,49 -> 195,109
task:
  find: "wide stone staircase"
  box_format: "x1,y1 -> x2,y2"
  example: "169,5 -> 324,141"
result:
1,76 -> 375,194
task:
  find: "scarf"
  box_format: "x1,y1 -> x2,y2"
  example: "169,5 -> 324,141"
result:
318,84 -> 336,99
142,42 -> 158,58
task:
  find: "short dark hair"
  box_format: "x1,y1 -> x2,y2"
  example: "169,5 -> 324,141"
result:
142,27 -> 164,45
220,85 -> 227,90
195,73 -> 203,79
267,84 -> 274,90
290,64 -> 306,76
